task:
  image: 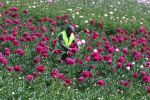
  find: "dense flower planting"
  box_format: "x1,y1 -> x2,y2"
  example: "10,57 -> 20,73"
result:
0,0 -> 150,99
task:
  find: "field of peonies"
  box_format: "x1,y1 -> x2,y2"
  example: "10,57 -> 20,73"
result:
1,0 -> 150,99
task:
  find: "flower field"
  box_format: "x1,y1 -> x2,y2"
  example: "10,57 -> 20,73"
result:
0,0 -> 150,99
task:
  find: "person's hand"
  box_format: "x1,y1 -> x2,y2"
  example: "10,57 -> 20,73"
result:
68,48 -> 72,51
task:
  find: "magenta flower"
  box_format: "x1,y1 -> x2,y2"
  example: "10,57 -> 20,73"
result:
33,71 -> 38,76
50,69 -> 59,78
36,65 -> 45,72
64,20 -> 68,24
41,27 -> 47,33
139,27 -> 145,33
7,66 -> 13,71
89,64 -> 94,68
82,70 -> 92,77
124,81 -> 130,86
34,57 -> 40,63
64,78 -> 72,83
66,58 -> 75,65
78,76 -> 84,82
0,2 -> 2,7
132,72 -> 139,78
141,71 -> 147,77
87,46 -> 92,50
50,27 -> 55,31
143,75 -> 150,83
146,86 -> 150,93
56,15 -> 60,20
24,9 -> 28,14
96,72 -> 101,76
98,22 -> 103,26
97,80 -> 105,86
26,75 -> 33,82
123,48 -> 129,53
90,19 -> 95,24
58,73 -> 65,79
14,65 -> 22,71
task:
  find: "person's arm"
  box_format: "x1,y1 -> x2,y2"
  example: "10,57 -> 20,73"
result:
58,34 -> 71,51
73,39 -> 80,49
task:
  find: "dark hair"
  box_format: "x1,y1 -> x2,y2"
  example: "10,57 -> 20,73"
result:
66,25 -> 75,32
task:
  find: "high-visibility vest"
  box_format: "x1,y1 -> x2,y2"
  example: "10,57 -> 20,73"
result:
56,31 -> 75,54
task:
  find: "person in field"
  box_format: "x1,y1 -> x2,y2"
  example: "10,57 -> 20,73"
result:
56,25 -> 80,61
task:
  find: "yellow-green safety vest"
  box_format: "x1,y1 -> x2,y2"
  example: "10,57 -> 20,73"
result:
56,31 -> 75,54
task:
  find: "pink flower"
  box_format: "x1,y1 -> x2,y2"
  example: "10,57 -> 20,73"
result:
78,76 -> 84,82
132,72 -> 138,78
33,71 -> 38,76
41,27 -> 47,33
7,66 -> 13,71
14,65 -> 22,71
0,2 -> 2,7
26,75 -> 33,82
118,57 -> 125,63
143,75 -> 150,83
117,62 -> 122,68
36,46 -> 43,52
97,80 -> 105,86
36,65 -> 45,72
57,58 -> 62,63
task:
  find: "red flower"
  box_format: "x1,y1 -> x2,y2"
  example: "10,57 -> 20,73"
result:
97,80 -> 105,86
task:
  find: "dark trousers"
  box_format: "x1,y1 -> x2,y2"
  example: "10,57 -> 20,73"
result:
61,53 -> 68,62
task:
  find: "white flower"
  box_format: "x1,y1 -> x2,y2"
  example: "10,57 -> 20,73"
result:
145,58 -> 148,60
40,1 -> 43,3
93,49 -> 97,52
12,92 -> 15,95
140,65 -> 144,68
79,16 -> 83,18
32,6 -> 36,8
72,16 -> 75,18
76,25 -> 79,28
84,20 -> 88,23
114,9 -> 117,11
115,48 -> 119,52
104,14 -> 108,17
76,12 -> 79,14
67,9 -> 72,12
92,2 -> 95,4
126,67 -> 130,70
77,41 -> 81,45
81,39 -> 85,44
132,62 -> 135,65
92,14 -> 94,16
109,11 -> 113,15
